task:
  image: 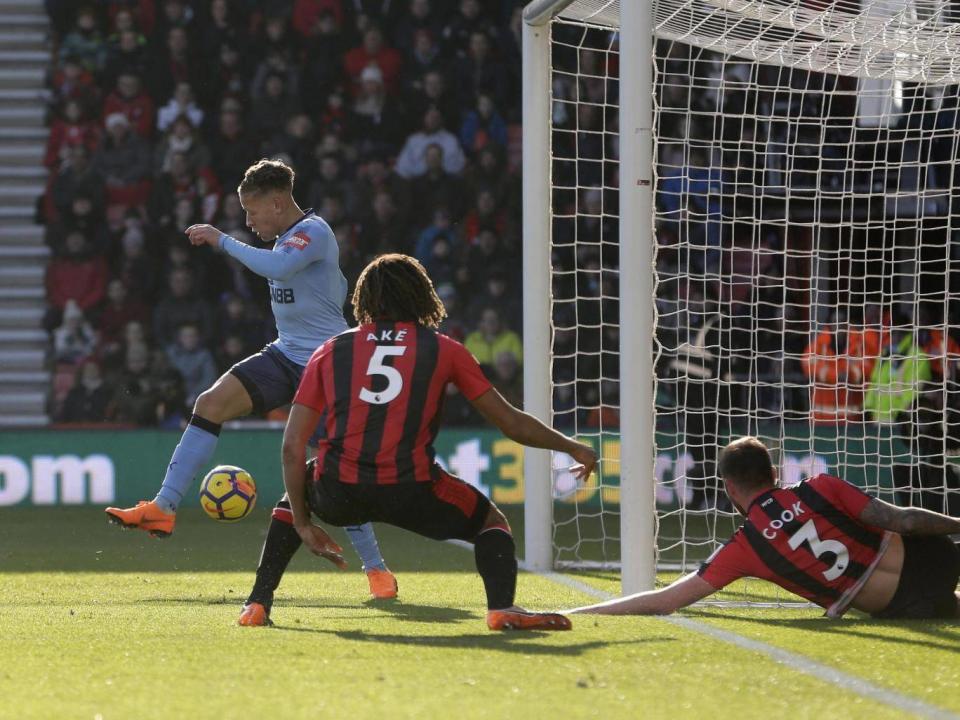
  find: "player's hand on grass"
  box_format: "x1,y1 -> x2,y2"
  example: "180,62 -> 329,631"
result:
295,523 -> 348,569
568,442 -> 598,481
185,224 -> 223,248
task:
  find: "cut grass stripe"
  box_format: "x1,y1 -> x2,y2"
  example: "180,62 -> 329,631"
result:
530,565 -> 960,720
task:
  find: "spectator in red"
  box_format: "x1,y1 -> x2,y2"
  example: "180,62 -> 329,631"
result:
49,55 -> 99,115
98,278 -> 149,354
45,100 -> 101,169
344,26 -> 402,96
102,71 -> 156,138
46,231 -> 109,317
292,0 -> 345,38
96,113 -> 153,208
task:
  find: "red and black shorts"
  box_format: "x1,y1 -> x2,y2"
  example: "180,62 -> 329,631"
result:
872,536 -> 959,619
305,460 -> 491,542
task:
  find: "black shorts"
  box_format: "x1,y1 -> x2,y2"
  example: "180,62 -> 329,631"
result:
872,536 -> 960,619
228,344 -> 303,416
306,462 -> 491,542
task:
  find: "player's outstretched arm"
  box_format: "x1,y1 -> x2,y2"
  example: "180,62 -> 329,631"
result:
185,224 -> 321,282
859,497 -> 960,536
280,402 -> 347,569
568,572 -> 716,615
470,388 -> 597,480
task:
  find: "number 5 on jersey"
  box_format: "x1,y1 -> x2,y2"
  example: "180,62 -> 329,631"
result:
360,346 -> 408,405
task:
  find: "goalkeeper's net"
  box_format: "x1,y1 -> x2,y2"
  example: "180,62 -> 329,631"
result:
523,0 -> 960,594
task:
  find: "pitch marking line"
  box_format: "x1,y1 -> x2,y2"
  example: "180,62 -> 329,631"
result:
532,566 -> 959,720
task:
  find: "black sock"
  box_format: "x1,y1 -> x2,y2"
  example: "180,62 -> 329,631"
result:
246,500 -> 302,613
474,528 -> 517,610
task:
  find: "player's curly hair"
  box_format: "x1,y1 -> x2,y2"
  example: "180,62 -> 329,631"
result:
718,436 -> 777,490
238,158 -> 295,195
352,254 -> 447,328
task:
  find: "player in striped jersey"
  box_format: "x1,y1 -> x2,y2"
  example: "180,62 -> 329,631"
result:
238,253 -> 597,630
570,436 -> 960,619
105,159 -> 396,601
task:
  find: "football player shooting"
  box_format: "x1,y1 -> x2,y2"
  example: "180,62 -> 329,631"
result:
105,159 -> 398,601
570,436 -> 960,619
243,253 -> 598,630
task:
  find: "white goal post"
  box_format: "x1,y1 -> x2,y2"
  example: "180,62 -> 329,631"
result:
522,0 -> 960,599
523,0 -> 658,594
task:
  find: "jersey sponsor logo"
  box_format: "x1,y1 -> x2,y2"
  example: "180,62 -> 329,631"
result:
270,286 -> 296,304
284,231 -> 311,250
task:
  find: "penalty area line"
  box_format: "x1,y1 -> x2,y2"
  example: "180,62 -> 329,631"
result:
448,541 -> 958,720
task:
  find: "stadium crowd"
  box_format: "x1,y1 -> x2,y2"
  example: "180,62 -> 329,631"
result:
41,0 -> 526,427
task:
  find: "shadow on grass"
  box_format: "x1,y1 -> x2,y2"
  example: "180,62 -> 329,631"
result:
273,625 -> 670,656
686,608 -> 960,652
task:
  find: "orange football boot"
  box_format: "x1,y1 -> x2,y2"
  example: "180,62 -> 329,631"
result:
238,602 -> 272,627
486,609 -> 572,631
104,500 -> 176,538
366,567 -> 398,599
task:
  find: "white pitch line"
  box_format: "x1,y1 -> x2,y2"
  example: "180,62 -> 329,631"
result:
525,565 -> 960,720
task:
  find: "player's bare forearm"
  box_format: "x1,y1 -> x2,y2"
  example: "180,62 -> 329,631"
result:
569,573 -> 716,615
471,389 -> 597,478
281,403 -> 319,527
860,497 -> 960,536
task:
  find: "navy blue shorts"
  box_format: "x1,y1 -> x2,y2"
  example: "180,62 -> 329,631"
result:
228,344 -> 303,416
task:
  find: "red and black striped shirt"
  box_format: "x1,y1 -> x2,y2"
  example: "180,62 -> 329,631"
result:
294,322 -> 492,484
698,474 -> 891,616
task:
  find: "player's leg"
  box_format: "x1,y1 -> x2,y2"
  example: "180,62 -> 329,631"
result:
104,372 -> 252,537
383,472 -> 570,631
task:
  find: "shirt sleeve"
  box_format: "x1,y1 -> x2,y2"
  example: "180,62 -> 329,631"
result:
815,474 -> 873,519
219,226 -> 326,282
293,348 -> 327,413
447,337 -> 492,401
697,533 -> 751,590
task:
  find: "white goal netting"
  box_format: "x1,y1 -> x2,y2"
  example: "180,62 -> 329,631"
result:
545,0 -> 960,579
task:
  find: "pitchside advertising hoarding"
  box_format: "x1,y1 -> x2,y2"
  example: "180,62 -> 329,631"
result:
0,424 -> 910,508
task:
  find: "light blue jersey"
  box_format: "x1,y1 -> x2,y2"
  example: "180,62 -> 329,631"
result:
218,210 -> 349,365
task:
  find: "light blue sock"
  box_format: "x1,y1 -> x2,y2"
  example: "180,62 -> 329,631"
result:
345,524 -> 386,572
155,421 -> 221,512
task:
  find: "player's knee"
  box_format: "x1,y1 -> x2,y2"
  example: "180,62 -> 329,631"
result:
194,386 -> 232,423
480,504 -> 511,535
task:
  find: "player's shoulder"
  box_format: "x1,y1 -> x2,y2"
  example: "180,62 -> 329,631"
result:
281,211 -> 334,249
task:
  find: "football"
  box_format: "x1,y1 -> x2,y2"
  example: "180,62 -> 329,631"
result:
199,465 -> 257,522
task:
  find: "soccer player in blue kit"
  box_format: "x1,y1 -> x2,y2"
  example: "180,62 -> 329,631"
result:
106,159 -> 398,602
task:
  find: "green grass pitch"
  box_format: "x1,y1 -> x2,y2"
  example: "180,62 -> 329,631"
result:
0,507 -> 957,720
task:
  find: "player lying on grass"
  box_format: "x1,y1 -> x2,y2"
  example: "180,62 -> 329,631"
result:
570,436 -> 960,619
105,159 -> 397,600
238,253 -> 597,630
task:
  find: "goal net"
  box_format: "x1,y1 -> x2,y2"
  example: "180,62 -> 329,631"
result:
523,0 -> 960,591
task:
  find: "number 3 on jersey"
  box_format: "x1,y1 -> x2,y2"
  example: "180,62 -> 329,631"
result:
787,519 -> 850,581
359,346 -> 407,405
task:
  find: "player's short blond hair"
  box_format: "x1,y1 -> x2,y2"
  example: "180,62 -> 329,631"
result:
238,158 -> 295,196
